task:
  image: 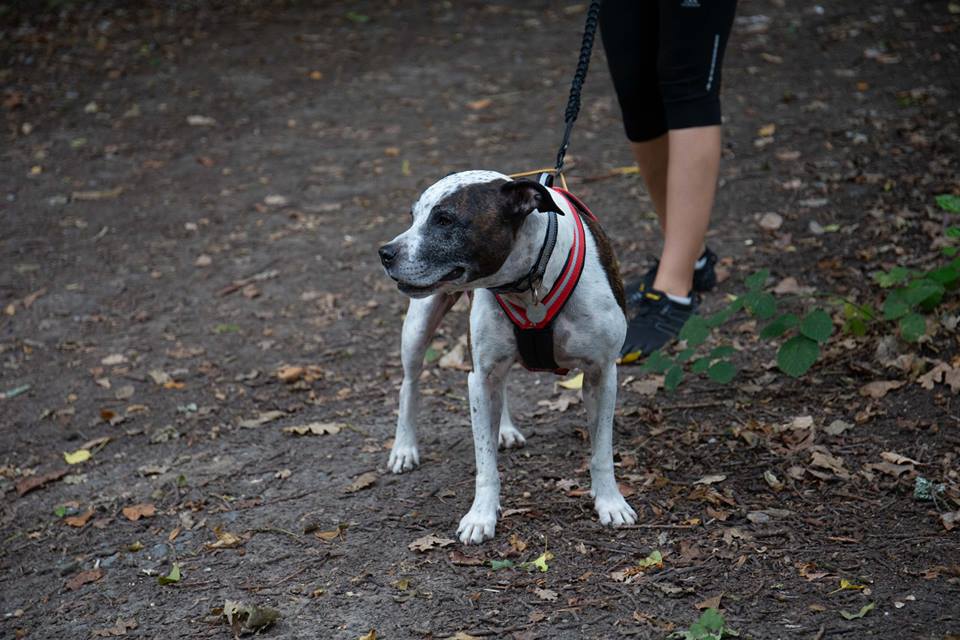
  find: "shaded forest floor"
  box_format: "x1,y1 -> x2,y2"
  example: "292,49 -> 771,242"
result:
1,1 -> 959,638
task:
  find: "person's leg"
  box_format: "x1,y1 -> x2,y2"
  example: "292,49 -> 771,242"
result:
653,125 -> 721,297
652,0 -> 737,299
619,0 -> 737,360
629,135 -> 668,228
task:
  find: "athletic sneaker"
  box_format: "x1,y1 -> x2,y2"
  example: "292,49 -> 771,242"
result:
625,247 -> 718,311
620,289 -> 697,363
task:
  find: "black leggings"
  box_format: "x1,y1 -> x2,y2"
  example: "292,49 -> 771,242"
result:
600,0 -> 737,142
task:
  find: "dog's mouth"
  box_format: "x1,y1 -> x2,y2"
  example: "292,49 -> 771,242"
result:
396,267 -> 465,296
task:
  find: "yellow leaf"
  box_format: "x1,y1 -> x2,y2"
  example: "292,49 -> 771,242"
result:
757,123 -> 776,137
358,631 -> 377,640
830,578 -> 865,594
526,551 -> 554,573
636,549 -> 664,569
64,449 -> 91,464
557,372 -> 583,390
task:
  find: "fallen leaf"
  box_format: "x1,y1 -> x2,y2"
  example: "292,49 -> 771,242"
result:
522,551 -> 554,573
92,618 -> 138,637
64,509 -> 95,528
880,451 -> 920,466
409,534 -> 455,552
277,366 -> 304,382
758,123 -> 776,137
859,380 -> 904,398
694,474 -> 727,486
73,187 -> 123,201
448,550 -> 484,566
122,503 -> 156,521
157,562 -> 181,585
557,372 -> 583,390
238,410 -> 286,428
533,587 -> 558,602
66,568 -> 104,590
206,527 -> 244,549
696,594 -> 723,610
445,633 -> 481,640
16,468 -> 67,496
941,511 -> 960,531
839,602 -> 875,620
830,578 -> 865,593
466,98 -> 492,110
345,471 -> 377,493
64,449 -> 91,465
101,354 -> 127,366
918,361 -> 951,390
223,599 -> 280,634
810,448 -> 849,479
315,524 -> 347,542
282,422 -> 343,436
824,419 -> 855,436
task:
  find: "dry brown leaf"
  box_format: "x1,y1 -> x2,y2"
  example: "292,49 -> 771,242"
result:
206,527 -> 244,549
277,366 -> 305,383
15,468 -> 68,497
65,509 -> 95,528
533,587 -> 558,602
345,471 -> 377,493
282,422 -> 343,436
809,448 -> 849,479
238,410 -> 286,428
92,618 -> 138,637
918,361 -> 951,390
941,511 -> 960,531
859,380 -> 905,398
408,534 -> 455,552
880,451 -> 920,466
122,503 -> 156,521
696,593 -> 723,610
66,568 -> 104,590
466,98 -> 492,110
694,474 -> 727,486
448,550 -> 484,566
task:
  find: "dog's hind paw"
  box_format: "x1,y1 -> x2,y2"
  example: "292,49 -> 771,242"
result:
498,424 -> 526,449
457,507 -> 498,544
595,495 -> 638,527
388,444 -> 420,474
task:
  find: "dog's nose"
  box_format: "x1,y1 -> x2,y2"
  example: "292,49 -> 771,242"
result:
379,242 -> 399,268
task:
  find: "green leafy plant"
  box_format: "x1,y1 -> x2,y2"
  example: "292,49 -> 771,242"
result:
643,193 -> 959,387
669,608 -> 739,640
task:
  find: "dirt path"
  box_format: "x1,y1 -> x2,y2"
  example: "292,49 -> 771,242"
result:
2,2 -> 959,638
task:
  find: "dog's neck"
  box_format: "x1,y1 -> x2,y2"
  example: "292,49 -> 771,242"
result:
480,202 -> 576,306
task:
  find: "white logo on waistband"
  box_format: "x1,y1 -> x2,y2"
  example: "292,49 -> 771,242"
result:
681,0 -> 700,7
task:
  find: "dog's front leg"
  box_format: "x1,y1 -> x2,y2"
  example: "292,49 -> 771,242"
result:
497,378 -> 526,449
390,293 -> 458,474
457,363 -> 508,544
585,363 -> 637,527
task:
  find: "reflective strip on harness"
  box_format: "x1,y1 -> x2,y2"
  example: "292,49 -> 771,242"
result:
494,188 -> 596,373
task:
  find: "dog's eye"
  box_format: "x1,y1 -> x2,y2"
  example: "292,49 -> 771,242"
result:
433,210 -> 454,227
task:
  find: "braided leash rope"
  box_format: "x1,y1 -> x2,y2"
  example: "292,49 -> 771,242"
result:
554,0 -> 602,177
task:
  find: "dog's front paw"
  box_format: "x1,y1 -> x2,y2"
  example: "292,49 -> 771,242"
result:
388,443 -> 420,474
498,424 -> 526,449
595,494 -> 638,527
457,505 -> 498,544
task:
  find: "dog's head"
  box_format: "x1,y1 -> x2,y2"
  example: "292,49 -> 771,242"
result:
379,171 -> 561,298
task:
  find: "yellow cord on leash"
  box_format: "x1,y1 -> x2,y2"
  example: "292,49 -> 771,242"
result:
508,168 -> 568,191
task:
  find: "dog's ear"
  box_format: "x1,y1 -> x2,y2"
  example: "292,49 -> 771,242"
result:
500,180 -> 563,218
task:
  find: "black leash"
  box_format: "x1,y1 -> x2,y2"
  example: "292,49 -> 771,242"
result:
553,0 -> 603,179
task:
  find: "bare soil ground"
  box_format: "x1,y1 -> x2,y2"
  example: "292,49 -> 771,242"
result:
2,1 -> 959,638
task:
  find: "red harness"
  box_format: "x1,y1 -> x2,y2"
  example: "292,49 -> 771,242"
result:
493,188 -> 598,373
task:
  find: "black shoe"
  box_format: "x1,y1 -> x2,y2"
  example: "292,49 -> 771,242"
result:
620,289 -> 697,363
625,247 -> 718,310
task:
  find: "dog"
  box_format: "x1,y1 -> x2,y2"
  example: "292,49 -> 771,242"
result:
379,170 -> 636,544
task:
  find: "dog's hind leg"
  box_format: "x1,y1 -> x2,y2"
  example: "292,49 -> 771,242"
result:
584,363 -> 637,527
389,293 -> 458,474
497,377 -> 526,449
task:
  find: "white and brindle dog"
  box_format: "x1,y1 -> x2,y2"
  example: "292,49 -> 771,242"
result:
379,170 -> 636,544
